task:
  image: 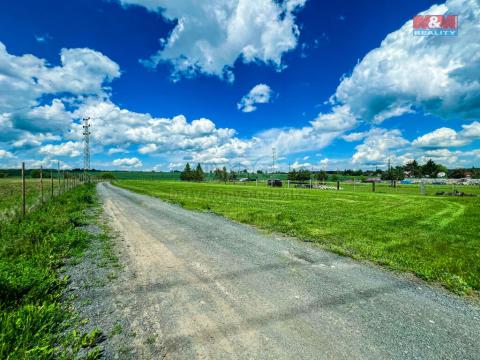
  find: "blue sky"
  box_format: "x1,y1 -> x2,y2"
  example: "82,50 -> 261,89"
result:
0,0 -> 479,171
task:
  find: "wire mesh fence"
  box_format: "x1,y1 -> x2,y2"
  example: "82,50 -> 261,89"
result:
0,163 -> 95,221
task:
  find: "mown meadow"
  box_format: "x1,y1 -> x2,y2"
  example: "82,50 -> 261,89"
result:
0,184 -> 99,359
116,180 -> 480,296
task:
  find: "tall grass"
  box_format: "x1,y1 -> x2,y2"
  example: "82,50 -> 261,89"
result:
0,184 -> 95,359
0,179 -> 62,220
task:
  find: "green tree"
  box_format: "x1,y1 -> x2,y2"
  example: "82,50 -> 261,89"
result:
229,170 -> 237,181
404,160 -> 421,178
213,168 -> 223,181
222,166 -> 228,183
381,166 -> 405,181
315,171 -> 327,182
194,163 -> 204,181
422,159 -> 440,178
287,169 -> 311,181
180,163 -> 193,181
473,167 -> 480,179
287,169 -> 298,181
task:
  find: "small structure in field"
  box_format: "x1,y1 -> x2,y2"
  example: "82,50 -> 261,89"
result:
267,179 -> 283,187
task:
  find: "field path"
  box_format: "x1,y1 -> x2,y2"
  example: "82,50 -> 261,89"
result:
98,182 -> 480,359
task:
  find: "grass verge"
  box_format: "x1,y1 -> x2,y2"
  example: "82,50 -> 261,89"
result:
0,184 -> 99,359
116,180 -> 480,296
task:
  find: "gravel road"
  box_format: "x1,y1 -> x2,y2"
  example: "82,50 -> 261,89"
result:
98,182 -> 480,359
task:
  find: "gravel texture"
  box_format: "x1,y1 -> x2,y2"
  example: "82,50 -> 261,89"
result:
77,182 -> 480,359
63,208 -> 132,359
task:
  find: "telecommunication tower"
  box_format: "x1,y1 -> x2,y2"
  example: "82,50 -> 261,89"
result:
83,117 -> 91,172
272,147 -> 276,175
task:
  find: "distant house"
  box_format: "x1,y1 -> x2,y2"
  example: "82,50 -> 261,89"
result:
437,172 -> 446,178
364,178 -> 381,183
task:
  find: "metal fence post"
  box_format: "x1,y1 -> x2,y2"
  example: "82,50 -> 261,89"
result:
21,162 -> 26,217
372,181 -> 376,192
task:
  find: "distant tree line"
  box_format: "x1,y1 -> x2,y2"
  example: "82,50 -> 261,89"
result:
286,159 -> 479,181
173,160 -> 480,182
180,163 -> 204,181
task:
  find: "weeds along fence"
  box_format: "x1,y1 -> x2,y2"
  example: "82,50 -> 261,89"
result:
0,162 -> 96,221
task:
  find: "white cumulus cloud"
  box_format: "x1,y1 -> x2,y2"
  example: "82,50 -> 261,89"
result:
39,141 -> 83,158
352,128 -> 409,165
237,84 -> 273,112
112,157 -> 143,168
331,0 -> 480,124
118,0 -> 305,81
0,42 -> 120,114
412,127 -> 468,149
460,121 -> 480,139
0,149 -> 14,158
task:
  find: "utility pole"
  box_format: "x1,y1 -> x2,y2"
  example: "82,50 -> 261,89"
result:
83,117 -> 91,180
272,147 -> 276,177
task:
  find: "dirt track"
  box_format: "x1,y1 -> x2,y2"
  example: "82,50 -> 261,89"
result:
98,182 -> 480,359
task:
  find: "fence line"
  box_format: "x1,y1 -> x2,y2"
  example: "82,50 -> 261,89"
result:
0,163 -> 98,221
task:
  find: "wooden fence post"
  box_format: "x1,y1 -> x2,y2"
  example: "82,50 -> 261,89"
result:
21,162 -> 26,217
40,166 -> 44,204
337,180 -> 340,190
372,181 -> 376,192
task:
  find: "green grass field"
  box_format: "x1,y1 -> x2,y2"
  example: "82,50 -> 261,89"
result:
0,184 -> 98,358
116,180 -> 480,295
